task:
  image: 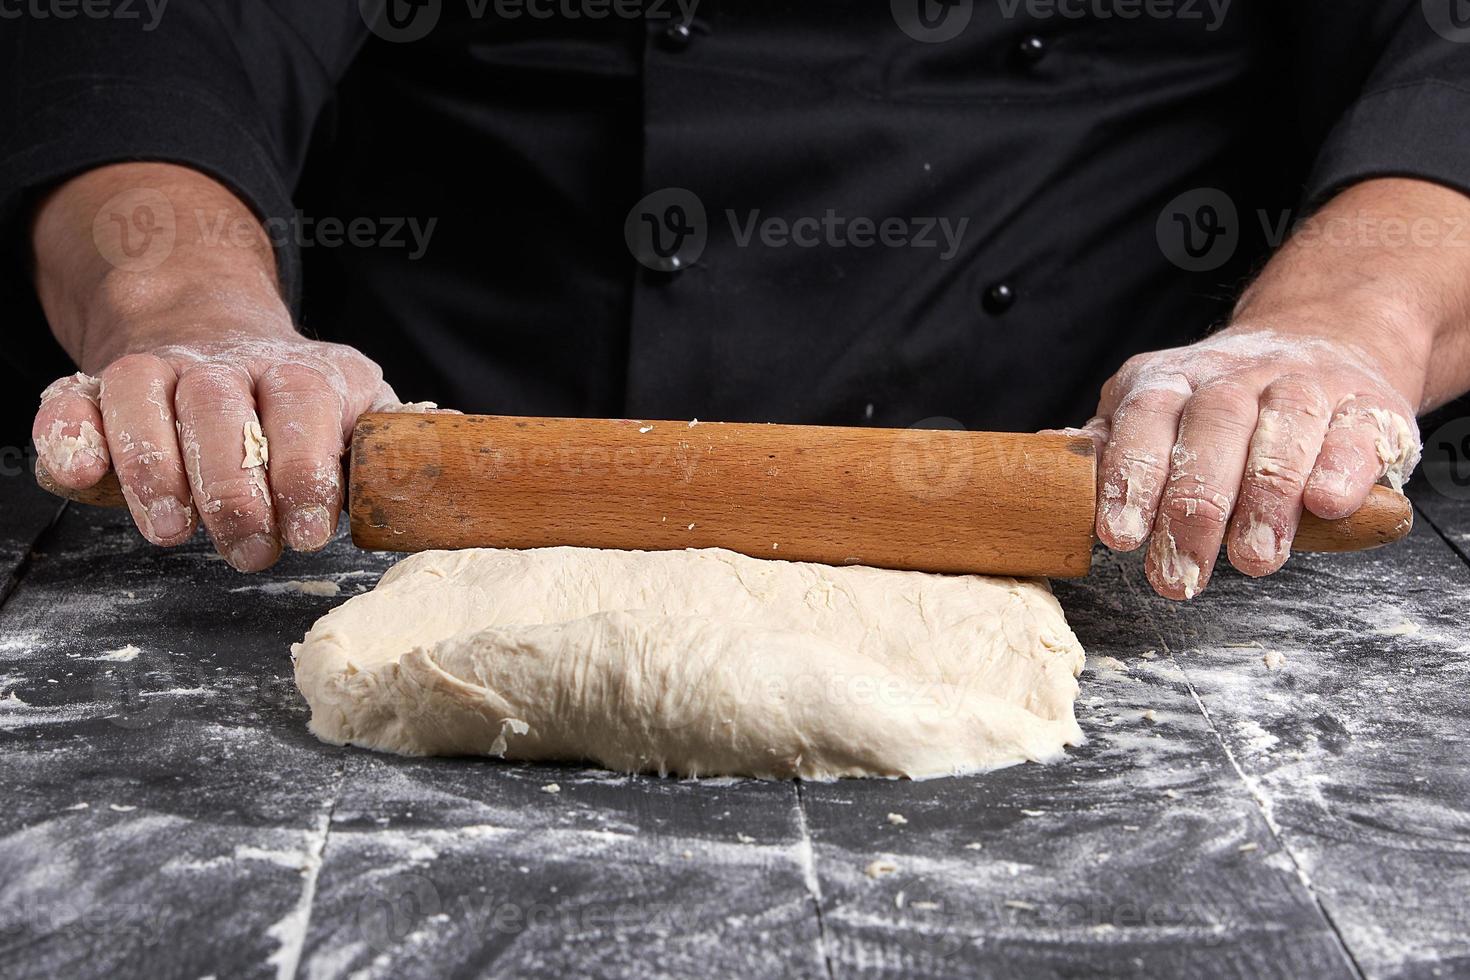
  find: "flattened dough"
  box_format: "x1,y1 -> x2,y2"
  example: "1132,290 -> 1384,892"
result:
292,547 -> 1086,779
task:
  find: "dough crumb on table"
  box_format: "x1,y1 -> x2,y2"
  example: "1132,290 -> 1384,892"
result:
865,858 -> 899,879
292,546 -> 1088,780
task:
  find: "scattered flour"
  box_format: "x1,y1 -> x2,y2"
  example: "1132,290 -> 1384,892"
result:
232,580 -> 341,597
89,645 -> 141,663
1090,656 -> 1129,672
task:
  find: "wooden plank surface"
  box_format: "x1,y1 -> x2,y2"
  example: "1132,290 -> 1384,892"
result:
0,503 -> 824,979
1137,518 -> 1470,979
1,490 -> 1466,979
302,757 -> 823,978
1409,457 -> 1470,564
0,472 -> 62,606
797,548 -> 1354,979
0,504 -> 354,980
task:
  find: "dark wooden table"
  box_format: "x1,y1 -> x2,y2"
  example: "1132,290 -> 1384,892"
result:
1,468 -> 1467,980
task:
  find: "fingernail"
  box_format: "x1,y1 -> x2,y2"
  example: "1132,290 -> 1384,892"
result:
226,533 -> 280,572
1103,499 -> 1147,546
1238,517 -> 1280,563
148,498 -> 191,541
37,420 -> 106,474
285,505 -> 333,552
1151,526 -> 1203,600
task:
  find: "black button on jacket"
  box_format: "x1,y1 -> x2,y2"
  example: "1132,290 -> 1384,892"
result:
3,3 -> 1469,433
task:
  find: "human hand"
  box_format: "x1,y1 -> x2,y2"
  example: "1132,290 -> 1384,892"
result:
1078,327 -> 1420,600
28,161 -> 438,571
34,323 -> 425,571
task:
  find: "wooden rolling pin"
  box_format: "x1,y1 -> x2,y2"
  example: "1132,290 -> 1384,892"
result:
37,413 -> 1413,578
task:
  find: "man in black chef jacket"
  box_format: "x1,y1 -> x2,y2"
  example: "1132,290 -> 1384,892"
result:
2,1 -> 1469,599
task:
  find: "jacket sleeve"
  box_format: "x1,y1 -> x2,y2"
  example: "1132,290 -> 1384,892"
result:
0,3 -> 372,312
1300,2 -> 1470,207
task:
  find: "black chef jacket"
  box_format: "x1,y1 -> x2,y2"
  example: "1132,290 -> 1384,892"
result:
3,2 -> 1470,439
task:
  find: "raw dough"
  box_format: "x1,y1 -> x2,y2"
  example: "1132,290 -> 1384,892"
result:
292,547 -> 1087,779
242,419 -> 270,469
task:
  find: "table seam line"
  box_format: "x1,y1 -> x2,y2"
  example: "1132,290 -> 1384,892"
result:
1175,673 -> 1365,980
792,781 -> 837,980
0,498 -> 69,614
274,762 -> 346,980
1120,563 -> 1366,980
1410,499 -> 1470,572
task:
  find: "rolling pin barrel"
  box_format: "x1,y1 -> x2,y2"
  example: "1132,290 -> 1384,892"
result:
349,414 -> 1101,578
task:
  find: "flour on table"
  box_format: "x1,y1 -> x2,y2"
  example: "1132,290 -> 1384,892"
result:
90,645 -> 141,663
292,547 -> 1087,780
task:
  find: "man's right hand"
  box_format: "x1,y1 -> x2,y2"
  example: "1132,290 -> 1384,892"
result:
29,162 -> 412,571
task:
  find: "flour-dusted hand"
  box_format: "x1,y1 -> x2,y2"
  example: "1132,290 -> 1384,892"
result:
1069,176 -> 1470,601
1084,329 -> 1420,599
34,329 -> 412,570
27,162 -> 435,572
